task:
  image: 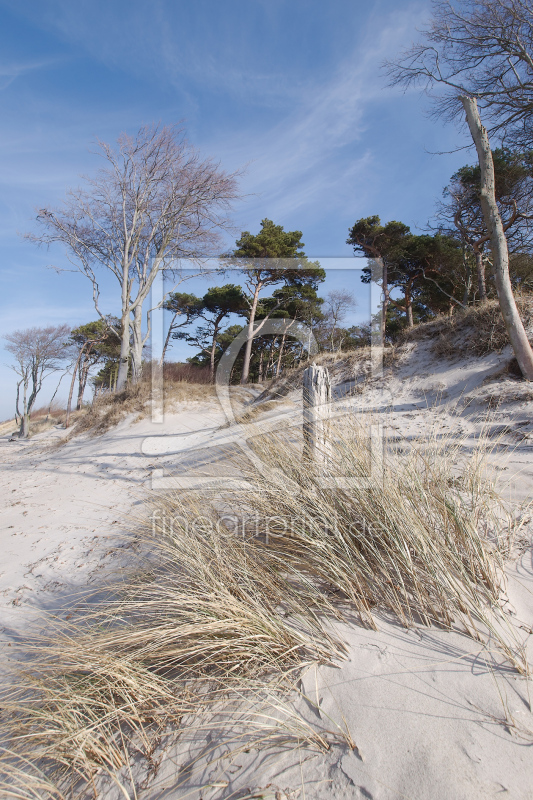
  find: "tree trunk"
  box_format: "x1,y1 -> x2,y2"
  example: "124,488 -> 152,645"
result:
77,362 -> 89,410
461,249 -> 472,307
209,336 -> 218,381
404,285 -> 414,328
20,414 -> 29,438
382,262 -> 389,342
266,337 -> 277,378
116,312 -> 131,390
160,315 -> 176,367
241,284 -> 261,385
15,380 -> 22,423
258,349 -> 264,382
276,331 -> 287,377
474,248 -> 487,302
131,305 -> 144,383
462,96 -> 533,380
65,348 -> 84,428
19,377 -> 30,438
330,326 -> 336,352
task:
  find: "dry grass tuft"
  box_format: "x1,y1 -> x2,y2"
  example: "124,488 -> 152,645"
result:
235,399 -> 282,424
0,419 -> 20,437
69,380 -> 152,437
401,297 -> 533,361
1,403 -> 70,439
1,416 -> 528,797
162,362 -> 212,384
0,497 -> 345,798
255,347 -> 373,404
229,417 -> 526,671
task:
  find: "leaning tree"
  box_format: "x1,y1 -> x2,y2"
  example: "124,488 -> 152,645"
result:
387,0 -> 533,379
160,292 -> 203,366
65,319 -> 118,427
29,124 -> 240,390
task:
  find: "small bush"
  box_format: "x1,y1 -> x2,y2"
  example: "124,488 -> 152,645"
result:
163,361 -> 212,384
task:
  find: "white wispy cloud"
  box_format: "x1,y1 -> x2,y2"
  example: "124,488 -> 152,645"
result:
201,4 -> 429,235
0,57 -> 60,90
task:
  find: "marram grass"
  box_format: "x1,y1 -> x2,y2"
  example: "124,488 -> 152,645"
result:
0,416 -> 528,798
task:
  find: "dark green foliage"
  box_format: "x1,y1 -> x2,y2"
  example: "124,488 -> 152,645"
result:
348,216 -> 465,333
177,284 -> 247,378
70,319 -> 121,405
230,219 -> 325,383
347,216 -> 411,264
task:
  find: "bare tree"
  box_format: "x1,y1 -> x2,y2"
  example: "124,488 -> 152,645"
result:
442,176 -> 491,302
387,0 -> 533,379
323,290 -> 357,351
4,325 -> 70,438
386,0 -> 533,145
29,125 -> 240,390
463,96 -> 533,375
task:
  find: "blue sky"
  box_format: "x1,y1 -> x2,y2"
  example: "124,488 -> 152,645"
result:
0,0 -> 475,420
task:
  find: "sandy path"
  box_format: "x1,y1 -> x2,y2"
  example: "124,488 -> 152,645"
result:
0,402 -> 225,641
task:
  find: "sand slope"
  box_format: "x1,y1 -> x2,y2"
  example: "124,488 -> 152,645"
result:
1,342 -> 533,799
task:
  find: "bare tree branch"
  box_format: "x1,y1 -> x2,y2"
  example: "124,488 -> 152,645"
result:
27,125 -> 241,389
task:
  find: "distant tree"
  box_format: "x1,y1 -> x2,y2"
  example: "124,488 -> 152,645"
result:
231,219 -> 325,384
188,323 -> 245,381
260,284 -> 324,375
352,218 -> 468,328
92,359 -> 121,395
343,323 -> 372,349
252,302 -> 290,381
509,252 -> 533,292
161,292 -> 203,365
178,284 -> 246,379
65,319 -> 117,427
321,290 -> 356,351
347,216 -> 411,340
4,325 -> 70,438
394,233 -> 467,320
29,124 -> 240,390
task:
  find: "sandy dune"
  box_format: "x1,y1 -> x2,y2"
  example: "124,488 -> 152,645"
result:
1,341 -> 533,799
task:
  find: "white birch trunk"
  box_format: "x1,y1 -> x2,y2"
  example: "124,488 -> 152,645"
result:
474,248 -> 487,302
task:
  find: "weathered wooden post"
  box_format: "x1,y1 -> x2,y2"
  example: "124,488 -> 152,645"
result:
303,364 -> 331,465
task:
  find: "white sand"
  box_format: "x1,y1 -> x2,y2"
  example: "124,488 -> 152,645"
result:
1,342 -> 533,799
